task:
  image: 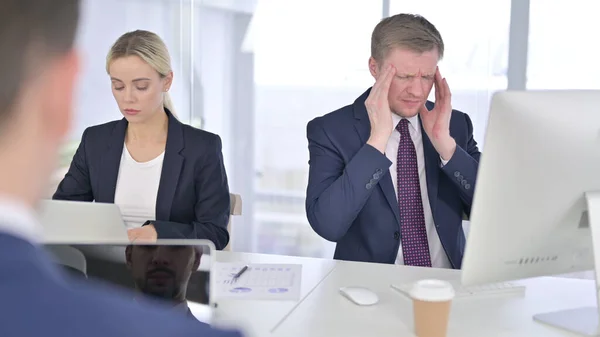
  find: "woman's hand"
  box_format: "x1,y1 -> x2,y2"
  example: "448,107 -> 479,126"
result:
127,224 -> 158,242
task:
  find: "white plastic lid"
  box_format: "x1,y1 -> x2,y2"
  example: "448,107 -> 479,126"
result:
409,279 -> 455,302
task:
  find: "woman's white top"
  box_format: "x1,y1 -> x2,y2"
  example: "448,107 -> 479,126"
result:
114,144 -> 165,229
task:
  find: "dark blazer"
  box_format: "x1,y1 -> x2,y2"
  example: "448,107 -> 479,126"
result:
53,109 -> 231,249
0,233 -> 243,337
305,88 -> 481,268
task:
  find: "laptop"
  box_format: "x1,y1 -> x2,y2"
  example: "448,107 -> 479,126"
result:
37,200 -> 128,243
43,239 -> 215,323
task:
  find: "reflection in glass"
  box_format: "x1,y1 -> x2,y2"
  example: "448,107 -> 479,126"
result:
45,244 -> 211,320
125,245 -> 201,305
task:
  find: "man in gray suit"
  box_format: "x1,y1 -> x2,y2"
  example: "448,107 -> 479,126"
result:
0,1 -> 243,336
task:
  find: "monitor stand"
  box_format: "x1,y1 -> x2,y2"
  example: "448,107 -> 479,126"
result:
533,192 -> 600,336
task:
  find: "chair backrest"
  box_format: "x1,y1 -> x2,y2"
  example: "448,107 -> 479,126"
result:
224,193 -> 242,251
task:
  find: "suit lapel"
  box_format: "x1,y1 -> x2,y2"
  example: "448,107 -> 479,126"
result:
418,114 -> 440,217
97,120 -> 127,203
155,110 -> 184,221
353,89 -> 401,226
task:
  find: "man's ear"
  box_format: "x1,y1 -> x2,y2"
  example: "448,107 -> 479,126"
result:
192,251 -> 201,271
368,56 -> 379,79
38,49 -> 80,141
125,245 -> 133,269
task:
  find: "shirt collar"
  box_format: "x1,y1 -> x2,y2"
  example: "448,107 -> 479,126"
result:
134,296 -> 189,312
0,195 -> 42,243
391,113 -> 420,132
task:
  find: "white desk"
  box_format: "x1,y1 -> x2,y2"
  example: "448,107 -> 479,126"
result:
212,251 -> 598,337
211,251 -> 337,337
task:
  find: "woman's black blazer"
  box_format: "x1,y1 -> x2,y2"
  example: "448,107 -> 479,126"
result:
53,109 -> 231,249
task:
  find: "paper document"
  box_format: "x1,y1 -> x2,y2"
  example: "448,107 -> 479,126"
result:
213,263 -> 302,301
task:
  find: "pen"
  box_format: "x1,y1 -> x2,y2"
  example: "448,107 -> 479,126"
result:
233,265 -> 248,279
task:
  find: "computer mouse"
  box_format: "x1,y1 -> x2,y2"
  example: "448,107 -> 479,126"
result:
339,286 -> 379,306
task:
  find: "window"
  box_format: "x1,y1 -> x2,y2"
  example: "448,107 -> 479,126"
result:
249,0 -> 383,256
527,0 -> 600,89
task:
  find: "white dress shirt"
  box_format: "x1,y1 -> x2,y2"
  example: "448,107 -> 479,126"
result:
114,145 -> 164,230
386,114 -> 452,268
0,195 -> 41,243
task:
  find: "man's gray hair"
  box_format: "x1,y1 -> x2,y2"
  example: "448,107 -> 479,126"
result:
371,13 -> 444,63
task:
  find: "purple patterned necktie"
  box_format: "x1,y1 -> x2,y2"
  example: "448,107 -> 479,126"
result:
396,119 -> 432,267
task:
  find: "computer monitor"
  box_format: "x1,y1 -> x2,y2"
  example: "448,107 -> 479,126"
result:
37,200 -> 128,243
44,239 -> 215,324
460,90 -> 600,335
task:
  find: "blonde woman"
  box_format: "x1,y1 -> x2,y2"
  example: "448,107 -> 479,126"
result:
54,30 -> 231,249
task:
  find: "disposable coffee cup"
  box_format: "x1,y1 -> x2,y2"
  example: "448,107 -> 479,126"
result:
409,279 -> 455,337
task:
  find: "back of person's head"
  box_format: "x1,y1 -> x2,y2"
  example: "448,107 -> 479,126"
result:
106,30 -> 176,116
371,13 -> 444,64
0,0 -> 80,205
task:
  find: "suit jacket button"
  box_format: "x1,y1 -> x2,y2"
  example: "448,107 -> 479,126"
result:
394,231 -> 400,240
454,171 -> 460,177
366,183 -> 372,189
465,184 -> 471,190
373,173 -> 380,180
376,168 -> 383,174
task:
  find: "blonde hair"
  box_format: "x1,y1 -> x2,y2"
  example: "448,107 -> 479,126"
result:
371,13 -> 444,63
106,30 -> 175,115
